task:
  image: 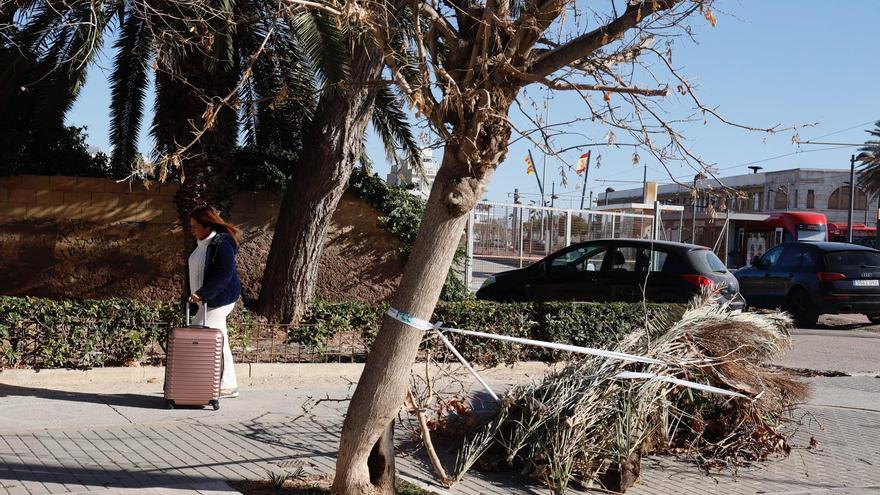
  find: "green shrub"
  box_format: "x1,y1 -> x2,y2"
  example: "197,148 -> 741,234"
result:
0,296 -> 683,370
347,167 -> 471,301
0,296 -> 261,369
297,300 -> 389,349
0,296 -> 170,369
432,300 -> 538,366
294,300 -> 684,367
538,302 -> 683,350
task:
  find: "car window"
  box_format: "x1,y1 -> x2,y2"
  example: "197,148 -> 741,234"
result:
779,246 -> 817,270
778,248 -> 801,269
691,249 -> 727,272
549,245 -> 608,273
824,250 -> 880,269
759,246 -> 783,268
610,246 -> 670,273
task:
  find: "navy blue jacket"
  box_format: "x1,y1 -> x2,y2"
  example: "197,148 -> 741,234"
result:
186,232 -> 242,308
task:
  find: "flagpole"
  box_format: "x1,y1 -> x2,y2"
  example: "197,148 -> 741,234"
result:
528,149 -> 545,204
579,153 -> 592,210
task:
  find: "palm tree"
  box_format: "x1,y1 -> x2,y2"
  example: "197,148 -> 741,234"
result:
3,1 -> 420,319
3,2 -> 418,237
857,121 -> 880,196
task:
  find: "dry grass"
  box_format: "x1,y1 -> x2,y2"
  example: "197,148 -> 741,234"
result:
451,296 -> 809,494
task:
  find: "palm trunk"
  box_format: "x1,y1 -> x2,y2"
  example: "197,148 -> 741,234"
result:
332,104 -> 512,492
257,46 -> 383,324
154,53 -> 238,248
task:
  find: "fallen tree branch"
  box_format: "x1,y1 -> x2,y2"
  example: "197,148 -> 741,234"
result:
407,390 -> 452,488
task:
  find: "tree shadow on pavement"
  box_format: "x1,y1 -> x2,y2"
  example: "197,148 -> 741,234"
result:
0,383 -> 167,409
0,461 -> 231,491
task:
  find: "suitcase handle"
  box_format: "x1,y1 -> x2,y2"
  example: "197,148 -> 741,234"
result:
186,301 -> 209,327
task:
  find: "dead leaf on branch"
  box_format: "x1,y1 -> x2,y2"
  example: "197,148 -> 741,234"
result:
605,130 -> 617,145
704,8 -> 718,27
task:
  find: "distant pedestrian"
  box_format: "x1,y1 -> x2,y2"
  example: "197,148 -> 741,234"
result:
186,205 -> 241,398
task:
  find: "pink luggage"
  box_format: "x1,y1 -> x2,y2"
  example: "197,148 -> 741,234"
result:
164,304 -> 223,410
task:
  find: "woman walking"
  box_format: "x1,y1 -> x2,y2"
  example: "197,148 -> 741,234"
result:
186,205 -> 242,398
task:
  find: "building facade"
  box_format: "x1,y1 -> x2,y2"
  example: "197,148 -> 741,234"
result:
600,168 -> 875,226
385,148 -> 440,198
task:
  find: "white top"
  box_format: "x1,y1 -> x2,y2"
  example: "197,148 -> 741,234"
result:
188,230 -> 216,294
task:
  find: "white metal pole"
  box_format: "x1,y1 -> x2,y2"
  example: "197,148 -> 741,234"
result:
565,210 -> 572,246
518,206 -> 525,268
652,201 -> 661,240
465,210 -> 474,290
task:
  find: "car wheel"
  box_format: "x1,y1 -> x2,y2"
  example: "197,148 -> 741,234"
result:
786,288 -> 818,328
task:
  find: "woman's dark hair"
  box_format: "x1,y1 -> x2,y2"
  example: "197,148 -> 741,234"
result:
189,205 -> 239,246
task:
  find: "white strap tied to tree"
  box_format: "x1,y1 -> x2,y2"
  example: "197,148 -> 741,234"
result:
385,307 -> 751,403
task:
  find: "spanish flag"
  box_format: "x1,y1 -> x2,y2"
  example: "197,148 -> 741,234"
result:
525,155 -> 535,175
576,151 -> 590,175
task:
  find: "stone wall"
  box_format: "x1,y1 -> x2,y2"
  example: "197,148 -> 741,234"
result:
0,175 -> 404,304
0,175 -> 280,226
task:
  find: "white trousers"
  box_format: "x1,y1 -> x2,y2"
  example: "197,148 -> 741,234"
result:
194,303 -> 238,391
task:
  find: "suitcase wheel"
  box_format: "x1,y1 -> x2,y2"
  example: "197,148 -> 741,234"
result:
210,400 -> 220,411
166,400 -> 175,409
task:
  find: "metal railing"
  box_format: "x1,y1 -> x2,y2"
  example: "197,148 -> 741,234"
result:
465,201 -> 661,291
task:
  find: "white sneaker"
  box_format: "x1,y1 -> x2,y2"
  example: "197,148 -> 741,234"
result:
220,388 -> 239,398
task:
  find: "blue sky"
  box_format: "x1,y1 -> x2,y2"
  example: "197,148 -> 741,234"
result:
67,1 -> 880,205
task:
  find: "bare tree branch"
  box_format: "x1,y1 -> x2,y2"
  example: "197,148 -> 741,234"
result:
526,0 -> 679,80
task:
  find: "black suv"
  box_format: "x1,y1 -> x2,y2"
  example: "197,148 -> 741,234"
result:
735,242 -> 880,326
476,239 -> 742,307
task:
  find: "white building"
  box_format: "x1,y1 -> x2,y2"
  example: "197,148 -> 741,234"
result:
386,148 -> 439,198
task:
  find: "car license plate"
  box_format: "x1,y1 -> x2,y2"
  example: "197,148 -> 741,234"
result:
854,279 -> 880,287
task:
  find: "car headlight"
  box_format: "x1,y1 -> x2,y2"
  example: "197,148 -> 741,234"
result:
480,276 -> 497,289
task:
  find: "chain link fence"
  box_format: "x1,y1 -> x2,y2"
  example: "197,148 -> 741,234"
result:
466,202 -> 663,291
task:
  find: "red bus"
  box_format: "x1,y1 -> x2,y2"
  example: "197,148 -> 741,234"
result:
827,222 -> 877,243
734,212 -> 827,267
763,212 -> 827,243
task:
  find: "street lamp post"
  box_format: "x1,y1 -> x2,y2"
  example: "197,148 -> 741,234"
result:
691,172 -> 707,243
849,152 -> 875,243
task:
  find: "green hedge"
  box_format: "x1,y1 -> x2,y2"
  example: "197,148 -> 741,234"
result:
0,296 -> 260,370
0,297 -> 170,369
299,300 -> 685,367
0,296 -> 683,370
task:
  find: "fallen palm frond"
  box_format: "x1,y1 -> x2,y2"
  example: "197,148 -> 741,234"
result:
451,297 -> 809,494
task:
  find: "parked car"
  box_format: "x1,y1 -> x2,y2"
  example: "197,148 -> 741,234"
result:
476,239 -> 743,308
735,242 -> 880,327
855,237 -> 877,249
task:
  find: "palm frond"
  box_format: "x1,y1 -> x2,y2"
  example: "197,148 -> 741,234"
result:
289,10 -> 349,87
857,121 -> 880,195
372,86 -> 421,175
32,1 -> 111,126
109,12 -> 152,172
358,132 -> 374,172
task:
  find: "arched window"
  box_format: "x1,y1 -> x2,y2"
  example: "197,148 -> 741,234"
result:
773,187 -> 788,209
828,186 -> 867,210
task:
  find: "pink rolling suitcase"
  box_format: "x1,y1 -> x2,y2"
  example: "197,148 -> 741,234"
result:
164,304 -> 223,410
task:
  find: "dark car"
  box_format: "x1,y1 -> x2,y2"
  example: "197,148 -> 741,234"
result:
476,239 -> 743,307
735,242 -> 880,327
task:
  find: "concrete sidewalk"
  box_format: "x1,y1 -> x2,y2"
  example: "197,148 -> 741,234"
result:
0,333 -> 878,495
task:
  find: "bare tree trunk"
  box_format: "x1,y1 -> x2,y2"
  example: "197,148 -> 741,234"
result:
257,46 -> 383,324
332,120 -> 509,492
